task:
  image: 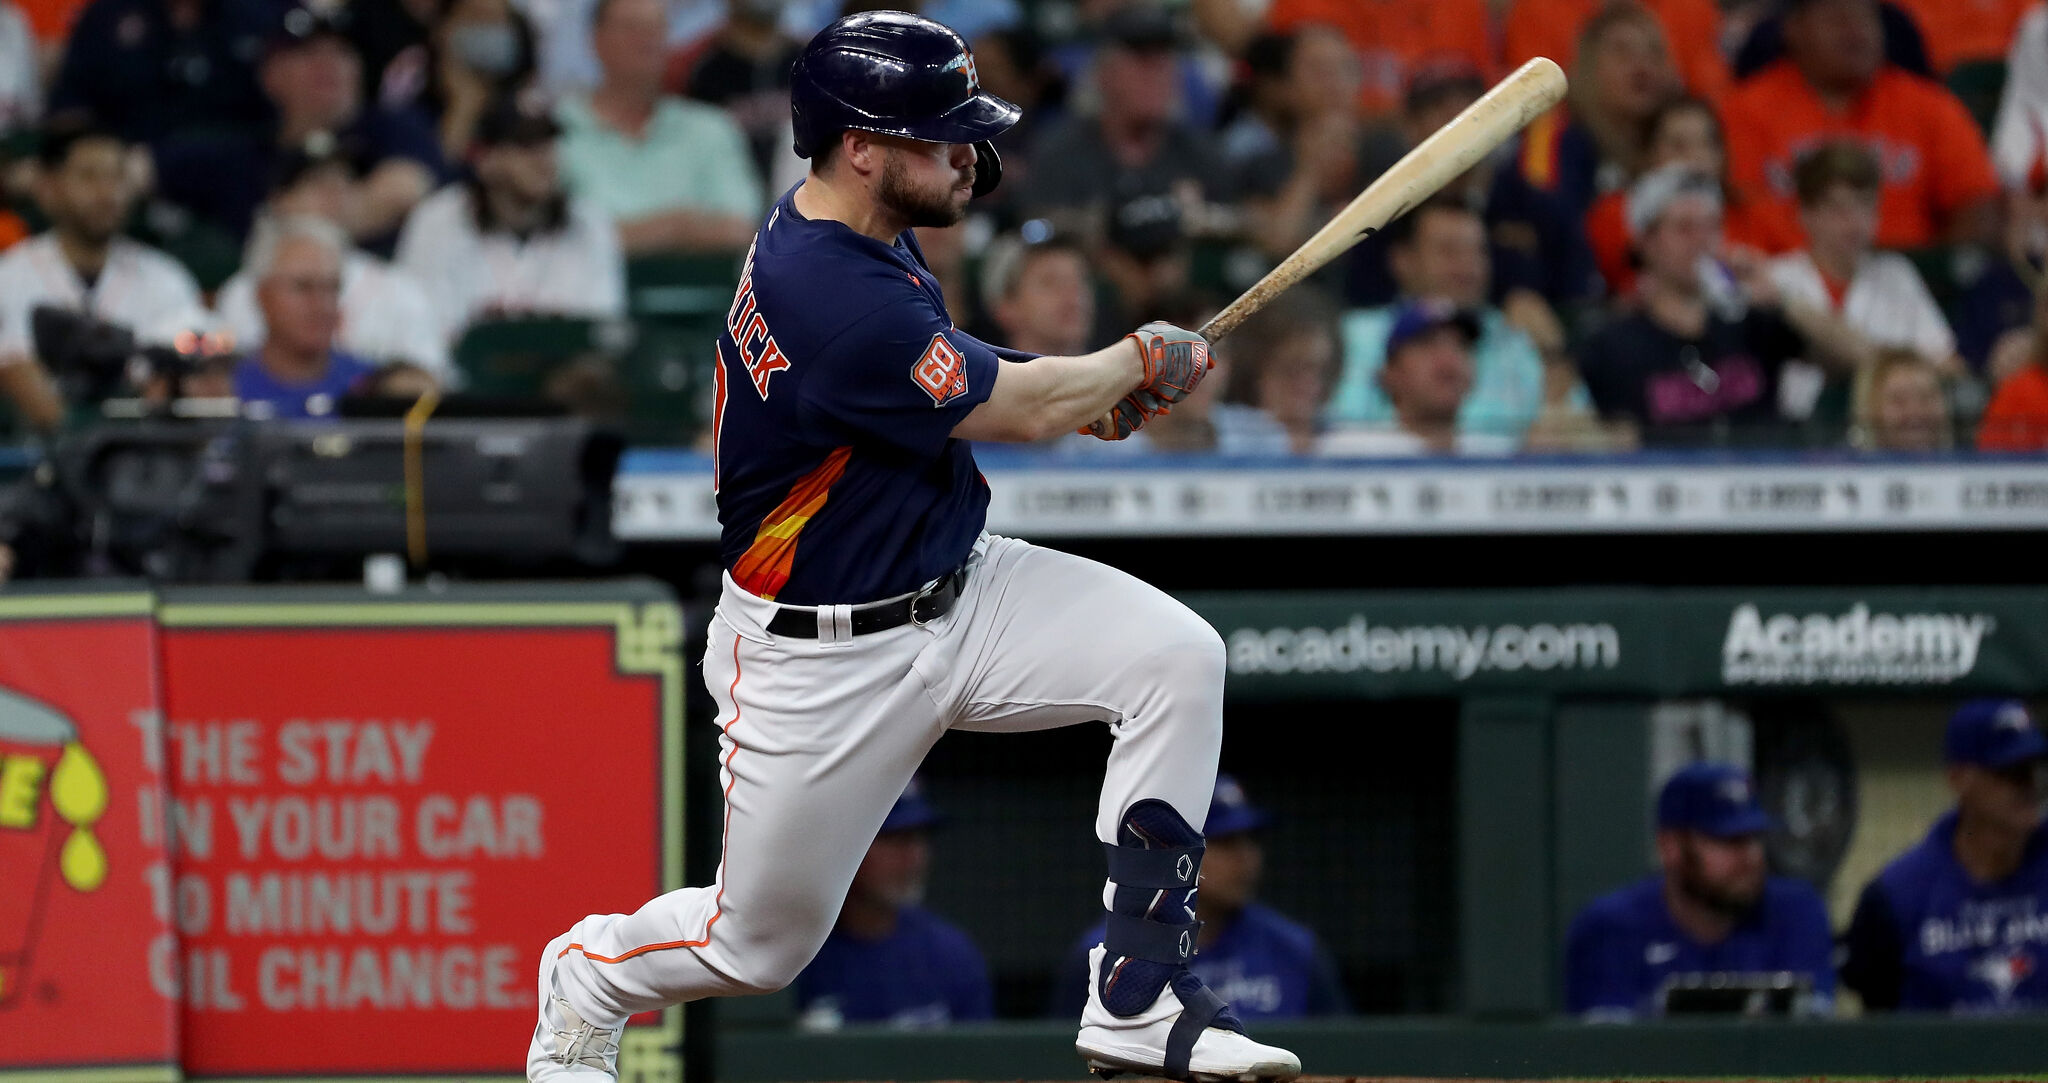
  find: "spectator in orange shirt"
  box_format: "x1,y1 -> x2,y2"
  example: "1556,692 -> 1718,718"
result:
1263,0 -> 1494,116
1979,284 -> 2048,450
1723,0 -> 2000,252
1506,0 -> 1729,103
1890,0 -> 2032,74
1586,95 -> 1791,296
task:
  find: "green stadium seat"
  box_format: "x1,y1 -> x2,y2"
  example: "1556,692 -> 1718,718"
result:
452,315 -> 632,398
616,316 -> 723,445
625,252 -> 744,321
1947,59 -> 2008,138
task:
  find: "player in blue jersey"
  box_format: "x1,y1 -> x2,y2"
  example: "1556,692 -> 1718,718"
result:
1054,775 -> 1349,1022
1564,763 -> 1836,1020
794,778 -> 993,1029
1842,699 -> 2048,1014
529,11 -> 1300,1083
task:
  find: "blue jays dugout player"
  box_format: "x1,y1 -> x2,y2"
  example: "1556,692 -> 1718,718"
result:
529,11 -> 1299,1083
1564,762 -> 1836,1020
1054,775 -> 1349,1022
793,778 -> 993,1029
1842,699 -> 2048,1014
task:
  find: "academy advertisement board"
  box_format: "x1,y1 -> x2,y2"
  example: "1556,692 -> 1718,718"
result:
1189,588 -> 2048,699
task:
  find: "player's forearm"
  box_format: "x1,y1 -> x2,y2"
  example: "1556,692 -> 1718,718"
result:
954,340 -> 1143,443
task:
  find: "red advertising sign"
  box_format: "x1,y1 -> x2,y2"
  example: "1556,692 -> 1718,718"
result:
156,593 -> 683,1078
0,590 -> 179,1078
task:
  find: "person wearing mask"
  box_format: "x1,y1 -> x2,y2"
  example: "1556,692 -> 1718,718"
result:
1842,700 -> 2048,1013
1054,775 -> 1347,1022
232,216 -> 390,419
555,0 -> 762,254
1565,763 -> 1836,1021
0,119 -> 205,432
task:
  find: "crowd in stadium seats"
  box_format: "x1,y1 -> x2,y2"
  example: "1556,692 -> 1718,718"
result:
2,0 -> 2047,453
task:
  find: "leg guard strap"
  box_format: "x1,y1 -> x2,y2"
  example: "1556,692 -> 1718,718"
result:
1164,971 -> 1231,1080
1102,839 -> 1203,890
1105,911 -> 1200,966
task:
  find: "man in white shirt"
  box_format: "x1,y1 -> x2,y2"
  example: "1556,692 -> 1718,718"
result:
0,120 -> 206,431
394,94 -> 626,349
1767,139 -> 1956,416
1993,2 -> 2048,190
214,144 -> 451,380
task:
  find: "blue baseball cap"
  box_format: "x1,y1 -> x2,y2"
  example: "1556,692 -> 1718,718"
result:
879,776 -> 945,833
1657,762 -> 1770,838
1945,699 -> 2047,769
1204,774 -> 1271,838
1384,298 -> 1480,361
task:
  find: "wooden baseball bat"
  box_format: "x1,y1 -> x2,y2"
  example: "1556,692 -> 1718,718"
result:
1091,57 -> 1568,434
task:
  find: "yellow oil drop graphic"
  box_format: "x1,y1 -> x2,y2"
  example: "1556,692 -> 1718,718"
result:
50,742 -> 108,893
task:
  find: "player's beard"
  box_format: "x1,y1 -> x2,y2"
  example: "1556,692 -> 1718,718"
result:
878,151 -> 969,229
1676,838 -> 1764,918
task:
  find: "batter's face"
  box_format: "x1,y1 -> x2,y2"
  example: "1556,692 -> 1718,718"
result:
849,829 -> 930,909
1666,830 -> 1766,917
875,138 -> 977,229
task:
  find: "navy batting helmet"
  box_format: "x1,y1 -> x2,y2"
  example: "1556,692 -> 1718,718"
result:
789,10 -> 1021,197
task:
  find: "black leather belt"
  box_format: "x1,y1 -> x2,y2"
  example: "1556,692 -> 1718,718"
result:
766,565 -> 970,638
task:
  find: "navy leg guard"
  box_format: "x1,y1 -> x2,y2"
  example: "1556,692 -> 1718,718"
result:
1098,798 -> 1246,1077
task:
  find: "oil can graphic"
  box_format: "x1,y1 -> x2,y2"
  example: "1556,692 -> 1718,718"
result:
0,686 -> 109,1004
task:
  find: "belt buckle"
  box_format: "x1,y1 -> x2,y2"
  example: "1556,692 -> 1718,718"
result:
909,577 -> 944,628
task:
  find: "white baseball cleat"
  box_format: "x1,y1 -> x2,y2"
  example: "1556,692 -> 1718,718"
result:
1074,946 -> 1302,1083
528,933 -> 622,1082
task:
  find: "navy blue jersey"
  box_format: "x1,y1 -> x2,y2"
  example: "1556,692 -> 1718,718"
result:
1842,811 -> 2048,1014
793,905 -> 993,1028
1564,875 -> 1836,1019
1053,904 -> 1349,1022
712,186 -> 1009,605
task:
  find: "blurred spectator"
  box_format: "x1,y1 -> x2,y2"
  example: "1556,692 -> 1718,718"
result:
1842,700 -> 2048,1012
1122,291 -> 1292,455
1342,60 -> 1489,306
556,0 -> 761,254
0,0 -> 40,139
1768,141 -> 1958,414
792,778 -> 993,1030
12,0 -> 85,43
671,0 -> 803,186
47,0 -> 270,142
1586,96 -> 1791,297
1045,2 -> 1222,132
1977,284 -> 2048,449
351,0 -> 436,111
1225,25 -> 1368,263
1322,299 -> 1512,456
1889,0 -> 2032,74
152,5 -> 448,244
982,231 -> 1095,357
0,120 -> 204,432
1730,0 -> 1933,79
1505,0 -> 1728,104
1019,5 -> 1229,248
1331,200 -> 1555,446
1256,0 -> 1493,117
395,93 -> 624,346
1576,166 -> 1872,446
1723,0 -> 1999,252
215,145 -> 450,379
1099,184 -> 1194,330
1490,2 -> 1680,306
1852,347 -> 1954,450
1992,3 -> 2048,191
233,216 -> 386,419
404,0 -> 541,161
1052,774 -> 1346,1022
962,26 -> 1066,225
1222,286 -> 1340,454
1565,763 -> 1835,1021
1968,178 -> 2048,378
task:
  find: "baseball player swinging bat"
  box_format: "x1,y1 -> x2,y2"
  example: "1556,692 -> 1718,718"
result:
1090,56 -> 1568,437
